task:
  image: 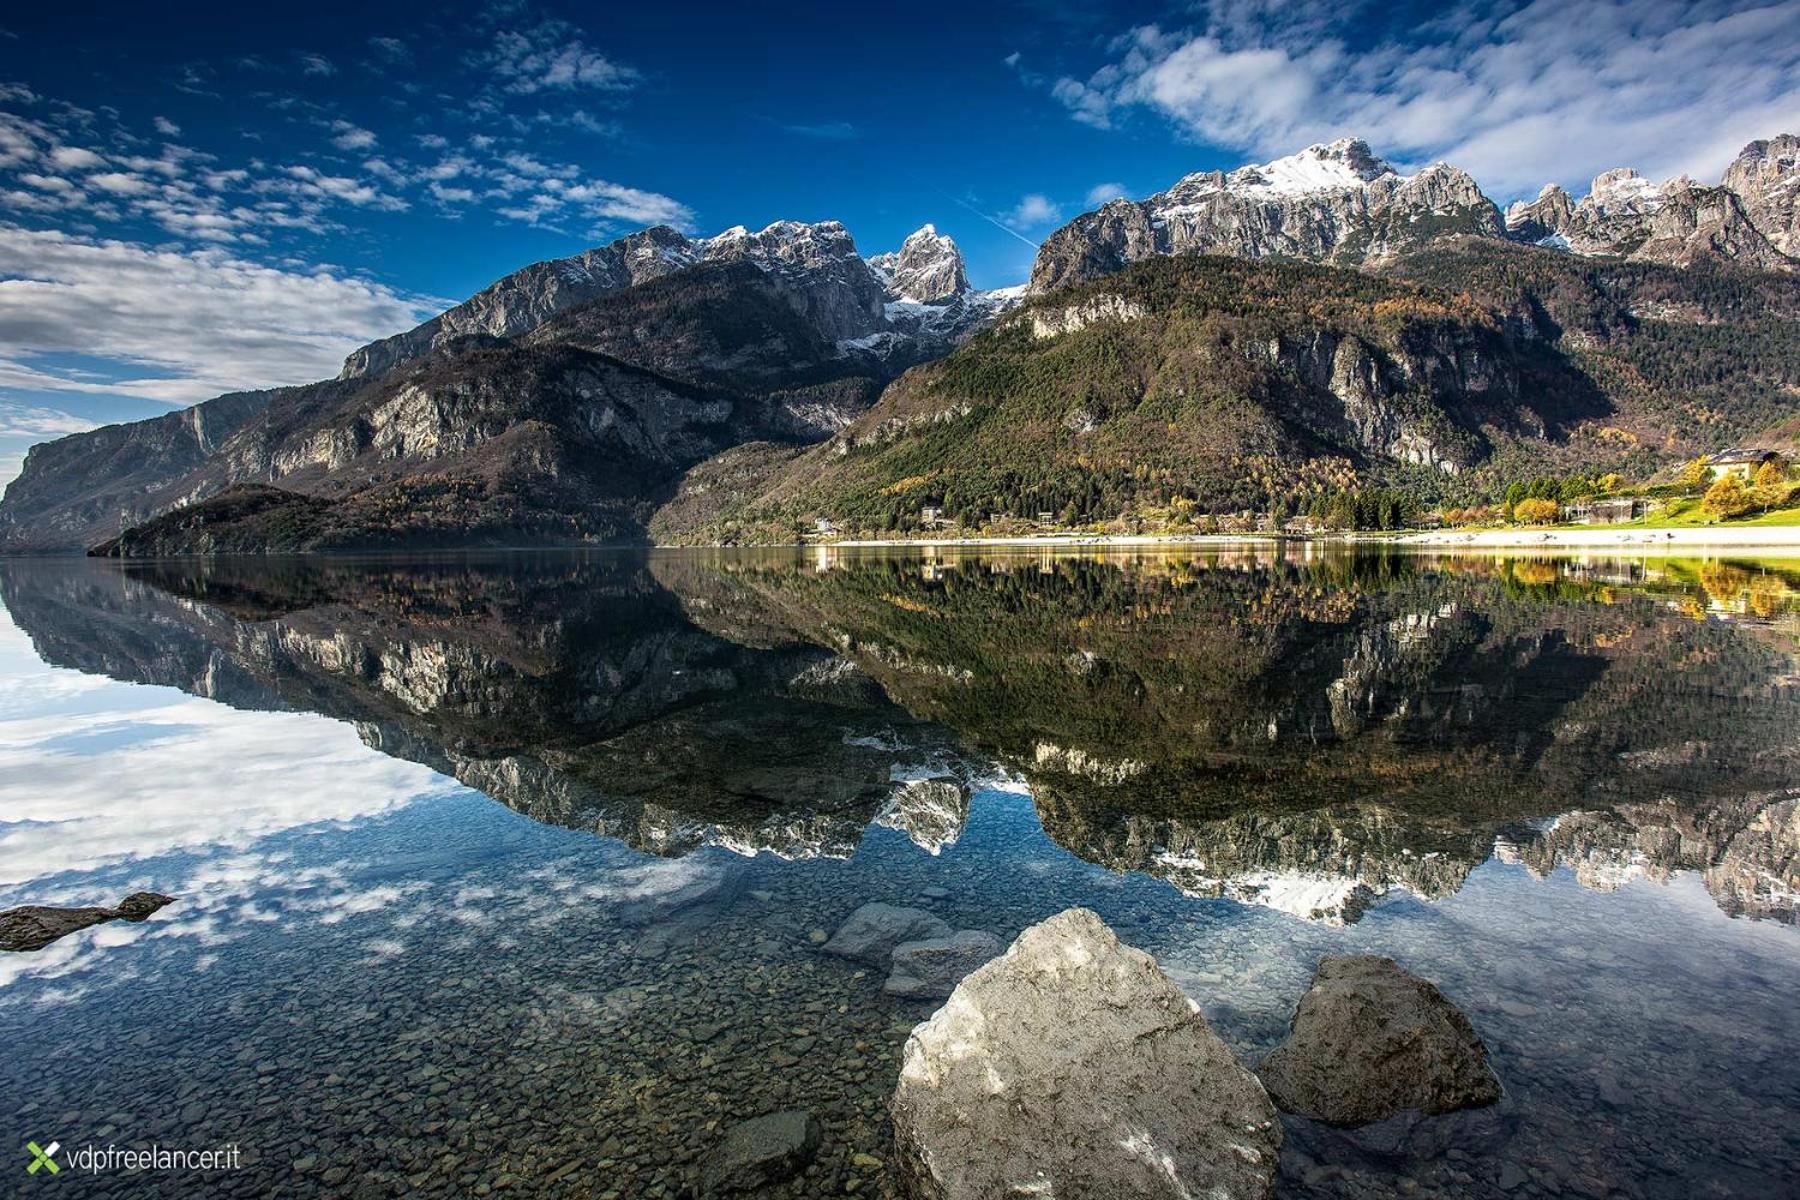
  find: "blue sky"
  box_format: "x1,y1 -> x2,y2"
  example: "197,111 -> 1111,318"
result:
1,0 -> 1797,482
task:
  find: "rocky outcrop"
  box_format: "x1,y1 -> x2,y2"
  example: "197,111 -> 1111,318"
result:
1722,134 -> 1800,257
345,219 -> 1017,384
883,930 -> 1004,1000
820,902 -> 952,966
1505,138 -> 1800,270
340,225 -> 701,379
1025,293 -> 1145,339
696,1110 -> 821,1195
890,908 -> 1281,1200
0,892 -> 175,952
1502,184 -> 1577,246
870,224 -> 969,304
0,388 -> 278,554
1258,955 -> 1501,1127
1028,139 -> 1504,293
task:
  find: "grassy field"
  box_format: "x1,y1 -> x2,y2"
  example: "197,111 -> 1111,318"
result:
1562,499 -> 1800,530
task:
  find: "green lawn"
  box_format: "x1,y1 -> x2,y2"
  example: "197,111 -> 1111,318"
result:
1567,499 -> 1800,530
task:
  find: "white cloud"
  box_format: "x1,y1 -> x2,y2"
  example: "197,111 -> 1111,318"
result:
152,115 -> 180,137
1046,0 -> 1800,197
0,403 -> 96,437
1085,181 -> 1128,204
486,22 -> 640,94
0,226 -> 436,404
87,170 -> 153,196
299,52 -> 336,77
280,164 -> 408,211
48,145 -> 103,169
1005,193 -> 1063,229
329,120 -> 377,151
563,179 -> 693,226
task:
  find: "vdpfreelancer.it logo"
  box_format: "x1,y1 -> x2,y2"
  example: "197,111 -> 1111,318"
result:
25,1141 -> 60,1176
24,1139 -> 243,1177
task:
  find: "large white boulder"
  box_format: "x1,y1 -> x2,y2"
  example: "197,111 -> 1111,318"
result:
890,907 -> 1281,1199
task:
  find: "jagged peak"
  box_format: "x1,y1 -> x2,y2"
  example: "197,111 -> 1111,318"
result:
876,223 -> 969,304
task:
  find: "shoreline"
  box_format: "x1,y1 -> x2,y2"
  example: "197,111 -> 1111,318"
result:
814,526 -> 1800,553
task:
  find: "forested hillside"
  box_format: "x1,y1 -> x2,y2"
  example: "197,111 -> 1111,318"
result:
655,246 -> 1800,543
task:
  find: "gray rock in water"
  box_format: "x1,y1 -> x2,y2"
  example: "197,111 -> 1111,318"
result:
890,907 -> 1281,1200
697,1110 -> 821,1195
1257,954 -> 1502,1127
821,902 -> 951,966
883,930 -> 1004,1000
0,892 -> 175,952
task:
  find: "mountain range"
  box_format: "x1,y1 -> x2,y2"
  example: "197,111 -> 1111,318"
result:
3,133 -> 1797,553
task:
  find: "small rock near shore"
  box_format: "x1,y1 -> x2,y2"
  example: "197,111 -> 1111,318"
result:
697,1110 -> 821,1195
1257,954 -> 1502,1127
883,930 -> 1004,1000
821,902 -> 951,966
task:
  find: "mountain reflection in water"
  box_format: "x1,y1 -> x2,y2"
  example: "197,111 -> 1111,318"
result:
3,547 -> 1794,927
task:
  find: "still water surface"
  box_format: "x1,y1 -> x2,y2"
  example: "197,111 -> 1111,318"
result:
0,547 -> 1796,1199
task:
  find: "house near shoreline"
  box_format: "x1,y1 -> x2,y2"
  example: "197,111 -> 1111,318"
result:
1564,497 -> 1654,525
1708,448 -> 1781,482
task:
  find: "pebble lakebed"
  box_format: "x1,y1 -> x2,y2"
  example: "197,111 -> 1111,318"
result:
5,787 -> 1796,1200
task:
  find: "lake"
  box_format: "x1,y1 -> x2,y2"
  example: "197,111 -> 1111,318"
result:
1,547 -> 1796,1199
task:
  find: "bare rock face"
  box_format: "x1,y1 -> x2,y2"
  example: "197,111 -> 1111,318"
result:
1257,955 -> 1501,1127
0,892 -> 176,952
0,389 -> 275,554
820,902 -> 952,965
890,907 -> 1282,1200
883,930 -> 1004,1000
1027,138 -> 1503,293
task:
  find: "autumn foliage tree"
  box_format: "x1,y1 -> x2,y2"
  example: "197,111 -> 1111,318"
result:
1702,475 -> 1753,520
1513,498 -> 1560,524
1677,456 -> 1712,489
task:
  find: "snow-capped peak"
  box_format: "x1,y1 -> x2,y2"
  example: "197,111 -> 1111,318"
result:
1226,137 -> 1398,195
1586,168 -> 1665,214
871,223 -> 969,303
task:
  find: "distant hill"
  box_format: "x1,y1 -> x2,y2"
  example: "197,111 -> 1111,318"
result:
655,245 -> 1800,543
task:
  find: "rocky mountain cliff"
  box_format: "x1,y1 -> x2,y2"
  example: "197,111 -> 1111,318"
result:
342,219 -> 1012,380
0,220 -> 1015,553
869,224 -> 969,303
1028,139 -> 1504,293
0,387 -> 282,554
6,130 -> 1799,556
1032,134 -> 1800,295
1504,138 -> 1799,270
